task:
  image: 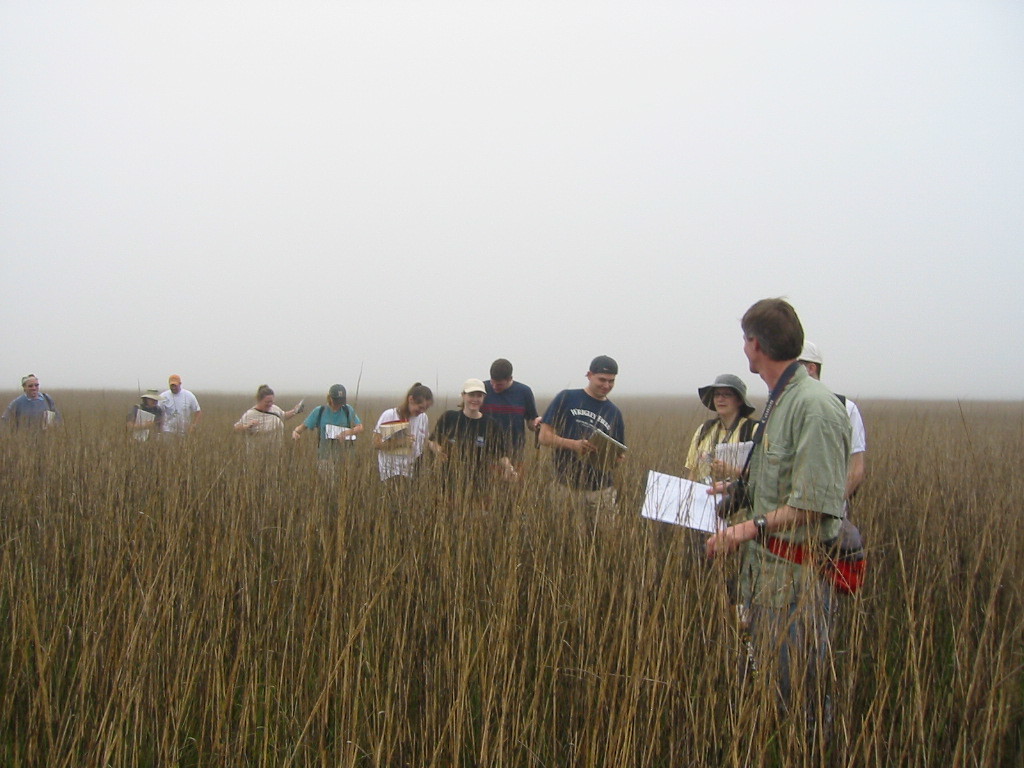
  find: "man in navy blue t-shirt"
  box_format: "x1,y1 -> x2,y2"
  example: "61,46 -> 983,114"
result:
539,355 -> 626,514
482,358 -> 540,461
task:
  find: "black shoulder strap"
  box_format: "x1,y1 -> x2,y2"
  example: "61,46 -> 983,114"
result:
697,417 -> 719,444
835,392 -> 847,405
739,361 -> 801,478
43,393 -> 54,411
738,418 -> 756,442
314,406 -> 325,446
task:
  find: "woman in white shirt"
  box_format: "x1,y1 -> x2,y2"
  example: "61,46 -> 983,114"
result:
373,383 -> 434,486
234,385 -> 304,443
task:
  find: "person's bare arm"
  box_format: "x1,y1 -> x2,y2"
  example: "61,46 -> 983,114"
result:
705,505 -> 821,558
538,422 -> 594,455
846,451 -> 866,499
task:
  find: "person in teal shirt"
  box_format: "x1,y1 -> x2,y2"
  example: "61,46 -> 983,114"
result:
292,384 -> 363,463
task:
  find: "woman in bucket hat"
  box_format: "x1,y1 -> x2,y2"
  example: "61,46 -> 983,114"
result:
684,374 -> 758,484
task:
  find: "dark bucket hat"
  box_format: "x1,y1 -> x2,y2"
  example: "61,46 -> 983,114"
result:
697,374 -> 755,417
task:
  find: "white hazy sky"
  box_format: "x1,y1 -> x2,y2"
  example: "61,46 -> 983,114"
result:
2,1 -> 1022,402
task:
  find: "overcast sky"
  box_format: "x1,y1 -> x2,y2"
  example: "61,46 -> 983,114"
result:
2,1 -> 1022,403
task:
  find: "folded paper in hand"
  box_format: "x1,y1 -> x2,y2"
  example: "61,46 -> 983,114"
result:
324,424 -> 357,441
378,421 -> 412,454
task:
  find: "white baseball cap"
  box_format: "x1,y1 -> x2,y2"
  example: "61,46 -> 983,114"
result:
799,341 -> 823,365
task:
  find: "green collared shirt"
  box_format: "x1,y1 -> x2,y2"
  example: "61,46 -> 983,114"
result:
740,365 -> 851,607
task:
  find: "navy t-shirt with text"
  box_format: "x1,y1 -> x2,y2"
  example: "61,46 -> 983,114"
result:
542,388 -> 625,491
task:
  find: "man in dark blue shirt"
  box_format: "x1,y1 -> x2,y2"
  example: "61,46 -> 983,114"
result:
539,356 -> 626,515
482,358 -> 540,461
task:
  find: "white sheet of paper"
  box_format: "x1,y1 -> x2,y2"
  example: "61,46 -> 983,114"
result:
132,408 -> 153,441
641,470 -> 724,533
324,424 -> 357,440
714,440 -> 753,471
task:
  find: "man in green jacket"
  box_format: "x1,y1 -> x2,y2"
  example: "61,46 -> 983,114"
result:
706,298 -> 851,727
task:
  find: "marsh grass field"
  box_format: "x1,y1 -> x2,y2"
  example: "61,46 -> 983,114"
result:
0,390 -> 1021,766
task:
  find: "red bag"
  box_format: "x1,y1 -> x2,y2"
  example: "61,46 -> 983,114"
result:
763,519 -> 867,595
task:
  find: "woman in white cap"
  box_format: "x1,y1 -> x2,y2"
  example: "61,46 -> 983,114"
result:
429,378 -> 516,503
684,374 -> 758,485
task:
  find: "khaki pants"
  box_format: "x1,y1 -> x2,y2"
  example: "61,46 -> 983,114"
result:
548,482 -> 616,512
547,482 -> 618,534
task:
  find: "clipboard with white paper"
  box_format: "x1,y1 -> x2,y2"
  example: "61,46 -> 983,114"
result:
640,470 -> 724,533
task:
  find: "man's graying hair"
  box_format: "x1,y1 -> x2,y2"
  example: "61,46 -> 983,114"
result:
741,298 -> 804,362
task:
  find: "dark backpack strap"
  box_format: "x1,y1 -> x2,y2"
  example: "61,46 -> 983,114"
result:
314,406 -> 326,446
835,393 -> 847,405
697,417 -> 718,444
343,405 -> 356,447
738,418 -> 756,442
43,393 -> 54,411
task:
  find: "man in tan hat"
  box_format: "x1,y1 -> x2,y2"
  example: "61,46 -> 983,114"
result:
126,389 -> 165,441
159,374 -> 202,436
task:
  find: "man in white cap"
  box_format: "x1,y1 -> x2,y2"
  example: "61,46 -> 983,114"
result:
798,341 -> 867,507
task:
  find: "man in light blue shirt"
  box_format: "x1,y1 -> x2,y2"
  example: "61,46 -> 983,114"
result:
2,374 -> 61,431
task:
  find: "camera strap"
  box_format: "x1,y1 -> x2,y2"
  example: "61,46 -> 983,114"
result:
739,361 -> 801,478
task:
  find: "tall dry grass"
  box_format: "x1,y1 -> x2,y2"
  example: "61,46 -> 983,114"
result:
0,391 -> 1021,766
